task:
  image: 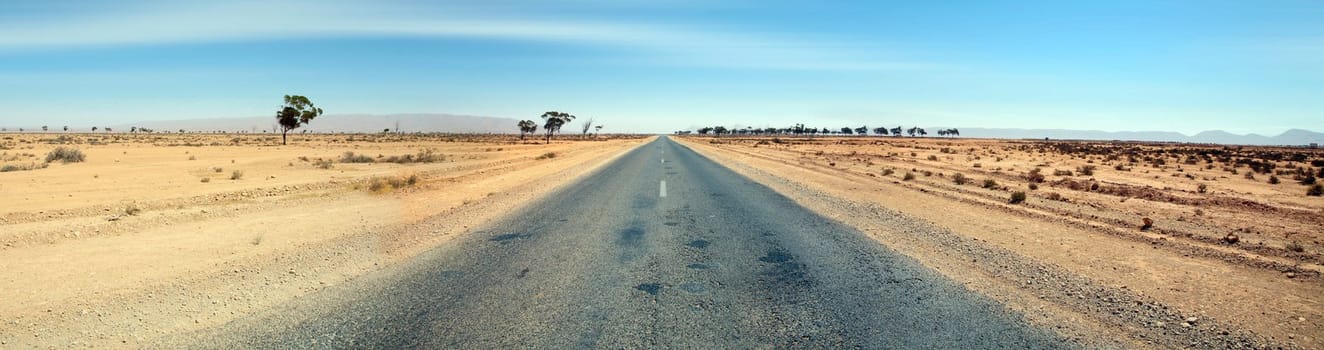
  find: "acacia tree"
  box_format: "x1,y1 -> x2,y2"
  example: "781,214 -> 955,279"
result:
517,120 -> 538,141
594,125 -> 603,137
541,111 -> 575,143
855,126 -> 868,135
275,95 -> 324,145
873,126 -> 888,135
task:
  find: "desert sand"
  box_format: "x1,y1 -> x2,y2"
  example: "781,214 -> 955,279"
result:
0,132 -> 648,347
678,135 -> 1322,348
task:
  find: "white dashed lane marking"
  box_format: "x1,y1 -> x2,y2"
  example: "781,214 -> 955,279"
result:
660,180 -> 667,198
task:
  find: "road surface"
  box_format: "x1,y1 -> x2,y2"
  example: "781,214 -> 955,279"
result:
177,136 -> 1069,348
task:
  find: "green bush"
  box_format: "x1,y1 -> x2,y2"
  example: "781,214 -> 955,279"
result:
903,172 -> 915,181
982,179 -> 998,189
1308,184 -> 1323,197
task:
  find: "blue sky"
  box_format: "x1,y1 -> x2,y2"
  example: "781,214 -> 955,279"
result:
0,0 -> 1321,134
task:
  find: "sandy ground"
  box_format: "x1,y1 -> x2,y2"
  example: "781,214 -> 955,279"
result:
0,132 -> 648,348
677,136 -> 1323,349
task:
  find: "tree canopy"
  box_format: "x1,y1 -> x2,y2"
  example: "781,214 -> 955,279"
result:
276,95 -> 323,145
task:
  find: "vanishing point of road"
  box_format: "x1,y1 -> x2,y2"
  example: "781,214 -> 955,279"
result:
180,136 -> 1071,349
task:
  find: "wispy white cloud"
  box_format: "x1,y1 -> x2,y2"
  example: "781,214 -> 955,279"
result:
0,0 -> 932,71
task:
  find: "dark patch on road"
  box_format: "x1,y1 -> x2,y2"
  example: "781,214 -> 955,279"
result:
489,232 -> 532,243
631,195 -> 655,209
618,226 -> 645,246
686,239 -> 710,249
760,250 -> 810,287
679,282 -> 706,294
663,222 -> 679,226
635,283 -> 662,296
517,268 -> 530,279
758,250 -> 794,263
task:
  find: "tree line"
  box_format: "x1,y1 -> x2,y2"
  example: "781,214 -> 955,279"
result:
686,124 -> 960,137
2,96 -> 606,146
515,111 -> 604,143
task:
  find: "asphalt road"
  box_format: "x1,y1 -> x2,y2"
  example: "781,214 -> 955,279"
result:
180,136 -> 1070,349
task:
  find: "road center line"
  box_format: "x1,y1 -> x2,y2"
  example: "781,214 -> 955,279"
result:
659,180 -> 667,198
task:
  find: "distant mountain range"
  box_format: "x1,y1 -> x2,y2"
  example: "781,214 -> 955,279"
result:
950,127 -> 1324,146
111,113 -> 520,134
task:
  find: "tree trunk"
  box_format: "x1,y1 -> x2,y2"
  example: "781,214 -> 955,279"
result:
282,129 -> 288,145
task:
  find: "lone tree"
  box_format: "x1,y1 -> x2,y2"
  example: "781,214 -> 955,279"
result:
580,117 -> 594,139
541,111 -> 575,143
517,120 -> 538,141
275,95 -> 323,145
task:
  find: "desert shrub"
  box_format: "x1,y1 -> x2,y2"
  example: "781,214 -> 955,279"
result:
952,173 -> 970,185
1044,192 -> 1064,201
124,204 -> 143,216
1009,191 -> 1027,204
903,172 -> 915,181
1268,176 -> 1280,185
1053,169 -> 1073,176
213,167 -> 224,173
1300,175 -> 1317,185
1028,183 -> 1038,190
1076,165 -> 1096,176
1197,183 -> 1207,194
44,146 -> 86,163
200,177 -> 211,183
230,170 -> 244,180
926,155 -> 938,161
340,151 -> 376,163
536,152 -> 558,160
1244,172 -> 1255,180
315,159 -> 334,169
982,179 -> 998,189
367,175 -> 419,193
383,149 -> 445,164
0,162 -> 48,172
922,170 -> 933,177
1308,184 -> 1323,197
1285,241 -> 1305,253
1024,168 -> 1045,183
881,168 -> 895,176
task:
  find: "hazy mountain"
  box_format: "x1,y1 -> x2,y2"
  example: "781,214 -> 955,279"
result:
114,113 -> 520,134
949,127 -> 1322,146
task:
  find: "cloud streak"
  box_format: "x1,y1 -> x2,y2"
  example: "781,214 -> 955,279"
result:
0,0 -> 931,71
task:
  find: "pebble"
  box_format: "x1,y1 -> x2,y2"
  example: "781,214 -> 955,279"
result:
1186,317 -> 1199,324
